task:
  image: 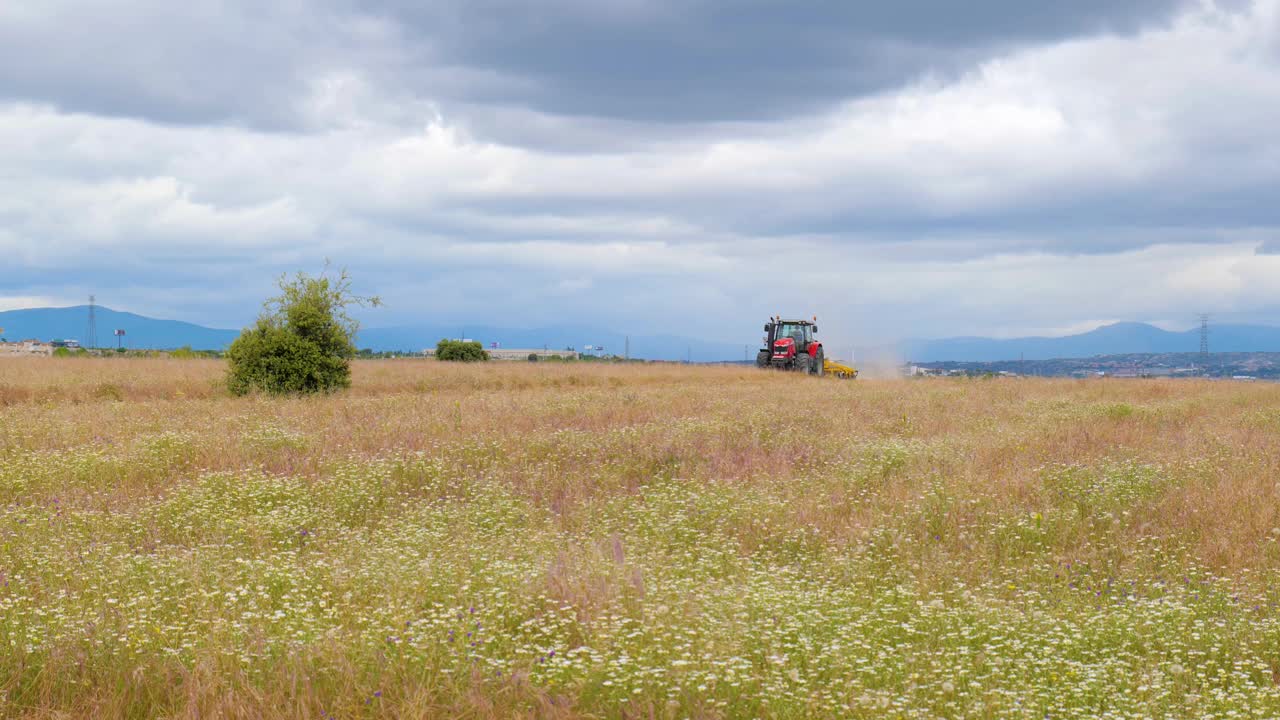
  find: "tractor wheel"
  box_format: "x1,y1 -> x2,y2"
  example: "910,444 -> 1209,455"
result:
756,350 -> 770,368
795,355 -> 810,374
812,349 -> 824,376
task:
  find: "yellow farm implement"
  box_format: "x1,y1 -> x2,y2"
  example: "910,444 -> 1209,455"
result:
823,358 -> 858,379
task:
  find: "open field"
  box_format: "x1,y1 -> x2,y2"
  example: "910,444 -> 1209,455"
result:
4,359 -> 1280,717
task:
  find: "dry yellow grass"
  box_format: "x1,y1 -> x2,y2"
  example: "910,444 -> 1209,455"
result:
3,358 -> 1280,717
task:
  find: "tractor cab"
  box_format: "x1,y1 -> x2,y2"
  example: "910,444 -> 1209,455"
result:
771,321 -> 813,351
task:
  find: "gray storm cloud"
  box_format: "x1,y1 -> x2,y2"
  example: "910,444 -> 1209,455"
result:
1,0 -> 1279,345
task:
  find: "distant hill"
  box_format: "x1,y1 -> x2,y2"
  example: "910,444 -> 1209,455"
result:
914,351 -> 1280,379
0,306 -> 239,350
0,306 -> 747,361
901,322 -> 1280,362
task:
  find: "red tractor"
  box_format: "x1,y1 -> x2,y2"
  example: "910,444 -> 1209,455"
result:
757,316 -> 824,376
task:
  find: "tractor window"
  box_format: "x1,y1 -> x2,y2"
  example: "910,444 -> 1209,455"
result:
776,324 -> 808,344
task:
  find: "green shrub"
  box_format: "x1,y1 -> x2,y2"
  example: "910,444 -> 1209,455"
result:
1100,402 -> 1135,420
436,339 -> 489,362
52,347 -> 72,357
227,267 -> 379,395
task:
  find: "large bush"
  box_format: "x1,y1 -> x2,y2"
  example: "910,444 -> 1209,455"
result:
227,268 -> 379,395
436,339 -> 490,362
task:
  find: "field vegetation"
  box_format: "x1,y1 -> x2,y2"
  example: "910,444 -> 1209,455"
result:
3,358 -> 1280,717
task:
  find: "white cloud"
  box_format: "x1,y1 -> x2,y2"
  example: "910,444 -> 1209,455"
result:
0,296 -> 66,312
1,1 -> 1279,343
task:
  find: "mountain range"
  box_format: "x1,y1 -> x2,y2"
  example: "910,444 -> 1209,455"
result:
4,306 -> 1280,363
0,306 -> 236,351
900,321 -> 1280,362
0,306 -> 748,362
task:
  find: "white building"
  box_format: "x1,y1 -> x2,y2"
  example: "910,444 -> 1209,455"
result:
0,340 -> 53,357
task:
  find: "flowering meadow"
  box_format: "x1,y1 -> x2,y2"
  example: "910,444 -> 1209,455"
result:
3,358 -> 1280,718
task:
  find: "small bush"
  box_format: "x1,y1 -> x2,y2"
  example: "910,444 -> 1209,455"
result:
227,323 -> 350,395
436,340 -> 489,362
227,267 -> 379,395
1101,402 -> 1135,420
527,353 -> 539,363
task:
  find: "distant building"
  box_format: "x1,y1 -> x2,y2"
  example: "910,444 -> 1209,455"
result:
1098,367 -> 1178,379
0,340 -> 53,357
487,348 -> 580,361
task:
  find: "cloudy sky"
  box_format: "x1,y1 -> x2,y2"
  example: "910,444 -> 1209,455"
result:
2,0 -> 1279,346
